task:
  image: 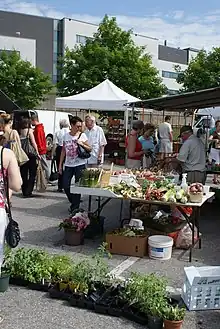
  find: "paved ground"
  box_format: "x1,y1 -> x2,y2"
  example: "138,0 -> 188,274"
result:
1,185 -> 220,328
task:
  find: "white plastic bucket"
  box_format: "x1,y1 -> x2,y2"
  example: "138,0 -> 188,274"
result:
148,235 -> 174,260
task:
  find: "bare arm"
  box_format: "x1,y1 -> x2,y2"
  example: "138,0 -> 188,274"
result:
128,135 -> 143,158
6,150 -> 22,192
169,131 -> 173,142
59,146 -> 66,172
79,140 -> 92,152
29,130 -> 40,155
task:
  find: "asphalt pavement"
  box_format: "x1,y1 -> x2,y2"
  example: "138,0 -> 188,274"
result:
1,186 -> 220,329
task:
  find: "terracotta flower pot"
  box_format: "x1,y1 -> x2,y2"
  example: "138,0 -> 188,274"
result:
64,229 -> 84,246
164,319 -> 183,329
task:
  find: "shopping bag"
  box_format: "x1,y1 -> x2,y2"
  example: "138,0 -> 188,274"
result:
36,162 -> 47,193
10,141 -> 29,166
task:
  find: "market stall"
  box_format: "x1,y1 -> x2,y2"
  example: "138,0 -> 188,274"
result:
70,168 -> 214,262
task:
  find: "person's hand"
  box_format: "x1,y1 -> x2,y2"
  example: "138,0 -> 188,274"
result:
37,154 -> 41,160
59,166 -> 63,175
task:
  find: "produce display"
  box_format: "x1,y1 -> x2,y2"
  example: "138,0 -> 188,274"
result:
80,169 -> 101,187
106,182 -> 143,198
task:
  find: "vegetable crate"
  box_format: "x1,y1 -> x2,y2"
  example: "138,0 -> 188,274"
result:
106,232 -> 148,257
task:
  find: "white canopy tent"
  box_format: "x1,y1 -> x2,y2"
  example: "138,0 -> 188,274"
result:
55,79 -> 139,111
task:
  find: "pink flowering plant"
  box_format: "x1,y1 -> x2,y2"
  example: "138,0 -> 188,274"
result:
59,211 -> 90,232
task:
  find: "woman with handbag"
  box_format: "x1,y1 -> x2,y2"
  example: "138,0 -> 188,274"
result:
0,114 -> 28,166
59,116 -> 91,214
0,143 -> 22,323
19,118 -> 40,198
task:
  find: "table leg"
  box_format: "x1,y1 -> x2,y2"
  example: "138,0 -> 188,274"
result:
189,209 -> 196,263
88,195 -> 92,212
98,196 -> 101,220
196,207 -> 201,249
119,199 -> 123,228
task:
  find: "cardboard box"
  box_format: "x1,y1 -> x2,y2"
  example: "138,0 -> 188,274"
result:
182,266 -> 220,311
106,231 -> 148,257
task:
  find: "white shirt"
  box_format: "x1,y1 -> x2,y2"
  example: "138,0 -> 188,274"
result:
63,132 -> 88,167
85,125 -> 107,164
55,128 -> 69,146
158,122 -> 172,140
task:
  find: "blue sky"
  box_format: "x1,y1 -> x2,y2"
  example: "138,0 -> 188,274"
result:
29,0 -> 218,18
1,0 -> 220,49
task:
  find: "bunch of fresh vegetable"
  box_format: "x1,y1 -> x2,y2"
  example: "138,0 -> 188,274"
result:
189,183 -> 203,194
106,182 -> 143,198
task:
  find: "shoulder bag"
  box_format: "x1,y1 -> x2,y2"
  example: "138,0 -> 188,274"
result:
77,133 -> 91,159
8,130 -> 29,166
1,147 -> 21,248
20,129 -> 38,157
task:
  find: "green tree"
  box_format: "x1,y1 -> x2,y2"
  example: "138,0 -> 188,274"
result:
58,15 -> 166,102
176,48 -> 220,92
0,50 -> 53,109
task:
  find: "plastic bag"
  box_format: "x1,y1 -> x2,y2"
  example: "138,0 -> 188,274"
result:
176,224 -> 199,249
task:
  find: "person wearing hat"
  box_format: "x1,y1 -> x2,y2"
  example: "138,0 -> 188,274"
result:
170,126 -> 206,184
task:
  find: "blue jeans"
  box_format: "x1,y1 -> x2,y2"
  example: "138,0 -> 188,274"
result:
63,164 -> 85,211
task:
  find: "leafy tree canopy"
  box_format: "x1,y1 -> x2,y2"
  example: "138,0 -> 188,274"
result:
176,48 -> 220,92
58,15 -> 166,104
0,50 -> 53,109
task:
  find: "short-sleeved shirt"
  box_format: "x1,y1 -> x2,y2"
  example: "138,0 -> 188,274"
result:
84,125 -> 107,164
158,122 -> 172,140
55,128 -> 69,147
177,135 -> 206,172
63,132 -> 88,167
138,136 -> 154,151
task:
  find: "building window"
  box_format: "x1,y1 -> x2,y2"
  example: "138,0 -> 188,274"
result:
76,34 -> 93,45
162,71 -> 179,79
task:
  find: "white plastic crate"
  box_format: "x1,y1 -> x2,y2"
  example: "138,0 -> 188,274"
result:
182,266 -> 220,311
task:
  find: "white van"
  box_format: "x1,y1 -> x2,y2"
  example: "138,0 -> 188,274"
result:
13,109 -> 73,150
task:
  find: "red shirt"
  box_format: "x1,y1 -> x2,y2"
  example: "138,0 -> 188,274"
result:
125,132 -> 143,160
33,123 -> 47,155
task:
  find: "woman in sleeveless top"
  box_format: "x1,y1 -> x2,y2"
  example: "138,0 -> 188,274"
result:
0,113 -> 21,148
0,146 -> 22,323
19,118 -> 39,197
125,120 -> 144,169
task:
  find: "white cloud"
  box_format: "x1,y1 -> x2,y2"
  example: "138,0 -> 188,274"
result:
1,0 -> 220,50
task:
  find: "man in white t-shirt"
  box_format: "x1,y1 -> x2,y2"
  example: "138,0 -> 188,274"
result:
84,115 -> 107,167
158,115 -> 173,158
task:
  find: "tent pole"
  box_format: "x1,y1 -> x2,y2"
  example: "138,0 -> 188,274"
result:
125,108 -> 129,136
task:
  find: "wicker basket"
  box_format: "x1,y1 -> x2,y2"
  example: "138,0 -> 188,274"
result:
189,192 -> 203,203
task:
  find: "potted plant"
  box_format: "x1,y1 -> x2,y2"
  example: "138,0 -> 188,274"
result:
123,273 -> 168,329
0,245 -> 11,292
163,306 -> 186,329
59,211 -> 90,246
3,247 -> 52,289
